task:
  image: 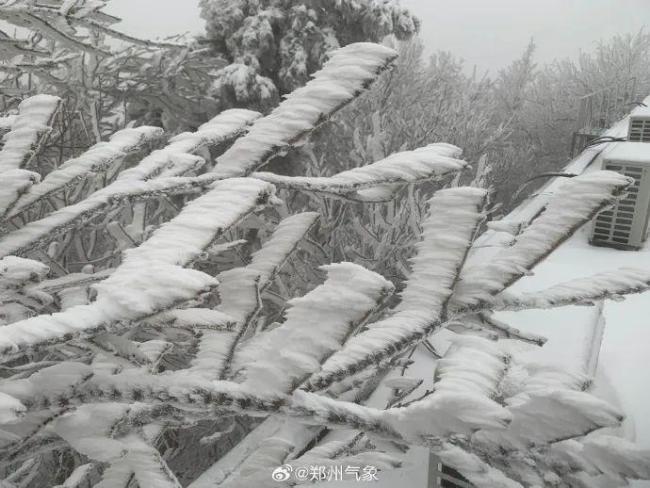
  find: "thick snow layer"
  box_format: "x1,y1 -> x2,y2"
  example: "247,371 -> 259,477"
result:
218,212 -> 319,324
0,169 -> 40,217
9,125 -> 164,217
0,255 -> 49,285
241,262 -> 394,393
0,110 -> 262,259
192,212 -> 319,377
496,267 -> 650,310
385,336 -> 511,440
0,179 -> 274,356
0,176 -> 218,259
307,188 -> 487,390
116,109 -> 260,182
0,391 -> 25,423
0,94 -> 60,171
602,140 -> 650,164
0,114 -> 16,131
148,308 -> 236,330
252,143 -> 468,194
451,170 -> 634,308
210,43 -> 397,178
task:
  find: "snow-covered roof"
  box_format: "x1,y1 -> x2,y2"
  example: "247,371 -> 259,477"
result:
602,141 -> 650,164
630,105 -> 650,119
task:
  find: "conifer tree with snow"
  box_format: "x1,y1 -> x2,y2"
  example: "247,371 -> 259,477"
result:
199,0 -> 419,109
2,16 -> 650,488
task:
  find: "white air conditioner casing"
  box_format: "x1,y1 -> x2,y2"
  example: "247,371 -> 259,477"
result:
628,106 -> 650,142
591,143 -> 650,250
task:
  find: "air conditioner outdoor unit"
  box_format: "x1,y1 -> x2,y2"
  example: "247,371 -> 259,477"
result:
591,142 -> 650,250
628,106 -> 650,142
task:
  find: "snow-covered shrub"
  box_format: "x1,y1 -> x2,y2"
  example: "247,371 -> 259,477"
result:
1,41 -> 650,488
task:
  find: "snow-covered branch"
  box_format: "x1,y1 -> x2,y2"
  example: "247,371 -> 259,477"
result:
193,212 -> 320,378
0,179 -> 275,357
7,126 -> 164,219
306,188 -> 488,391
495,267 -> 650,310
210,43 -> 398,178
450,171 -> 634,309
0,95 -> 61,217
0,109 -> 260,259
252,143 -> 468,196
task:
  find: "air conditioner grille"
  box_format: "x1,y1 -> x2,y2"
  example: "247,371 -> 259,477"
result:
591,161 -> 645,247
591,160 -> 650,248
629,118 -> 650,142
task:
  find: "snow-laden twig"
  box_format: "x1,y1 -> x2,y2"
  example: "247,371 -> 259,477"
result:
8,126 -> 164,219
0,109 -> 260,259
252,143 -> 468,195
238,263 -> 394,394
192,212 -> 320,378
0,94 -> 61,172
0,95 -> 61,218
305,188 -> 487,391
450,171 -> 634,309
0,179 -> 275,357
52,463 -> 94,488
494,267 -> 650,310
115,109 -> 260,182
210,43 -> 398,178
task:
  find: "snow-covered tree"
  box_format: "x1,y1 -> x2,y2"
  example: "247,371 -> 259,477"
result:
1,41 -> 650,488
0,0 -> 227,135
199,0 -> 419,109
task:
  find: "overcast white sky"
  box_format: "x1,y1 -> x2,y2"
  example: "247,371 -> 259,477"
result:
106,0 -> 650,73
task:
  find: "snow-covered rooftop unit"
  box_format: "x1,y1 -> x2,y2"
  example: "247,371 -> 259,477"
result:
627,105 -> 650,142
591,142 -> 650,249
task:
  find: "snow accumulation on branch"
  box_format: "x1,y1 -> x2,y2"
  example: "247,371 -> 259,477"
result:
434,443 -> 524,488
210,42 -> 398,179
450,170 -> 634,309
383,336 -> 512,440
0,178 -> 275,357
239,263 -> 394,394
252,143 -> 468,195
448,312 -> 548,346
51,404 -> 183,488
0,255 -> 52,325
0,114 -> 16,132
0,109 -> 260,259
7,125 -> 164,218
115,109 -> 261,182
217,212 -> 320,325
462,365 -> 627,487
192,212 -> 321,378
0,94 -> 61,172
495,267 -> 650,310
305,188 -> 487,391
0,95 -> 61,218
288,339 -> 509,445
